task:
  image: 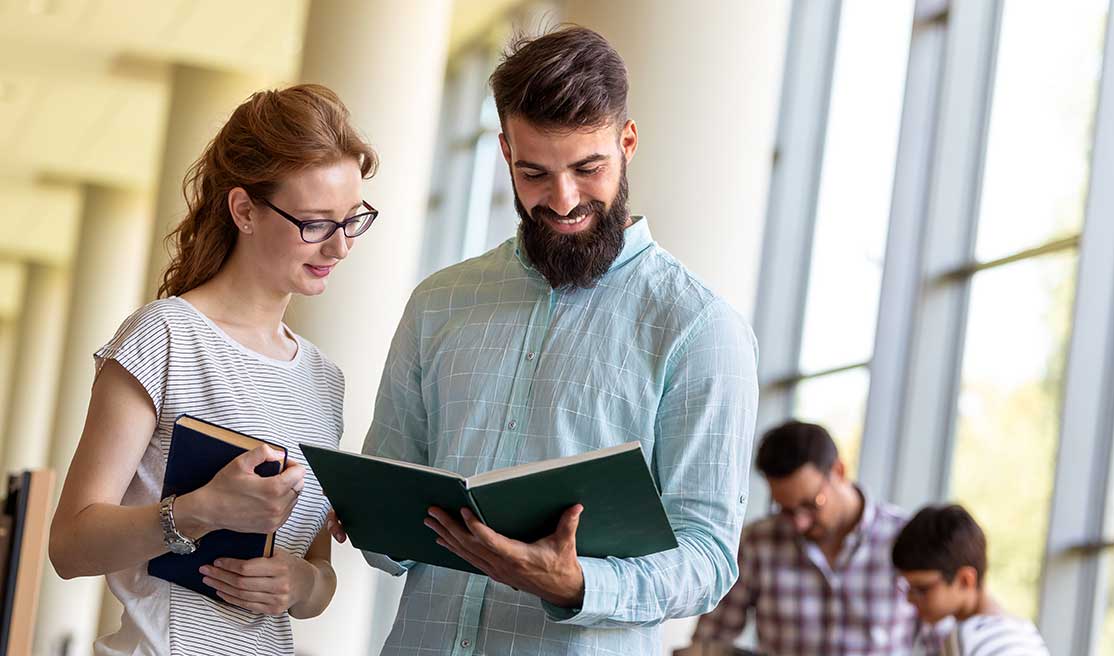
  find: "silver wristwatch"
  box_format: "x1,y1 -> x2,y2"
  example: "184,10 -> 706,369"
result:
159,494 -> 198,555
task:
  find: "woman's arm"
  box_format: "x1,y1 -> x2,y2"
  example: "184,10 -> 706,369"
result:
50,360 -> 303,579
290,527 -> 336,618
51,360 -> 187,578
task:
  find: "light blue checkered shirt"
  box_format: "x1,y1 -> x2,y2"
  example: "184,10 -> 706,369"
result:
362,217 -> 759,655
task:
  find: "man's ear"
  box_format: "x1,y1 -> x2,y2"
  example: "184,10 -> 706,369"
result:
499,133 -> 512,166
227,187 -> 255,234
830,458 -> 847,482
620,119 -> 638,164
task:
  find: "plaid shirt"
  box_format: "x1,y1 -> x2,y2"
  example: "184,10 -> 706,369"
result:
692,490 -> 942,655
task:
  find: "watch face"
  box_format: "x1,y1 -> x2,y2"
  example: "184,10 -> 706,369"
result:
168,539 -> 196,555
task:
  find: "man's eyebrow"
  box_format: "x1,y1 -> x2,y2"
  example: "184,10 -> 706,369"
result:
570,153 -> 608,168
513,153 -> 610,171
514,159 -> 548,170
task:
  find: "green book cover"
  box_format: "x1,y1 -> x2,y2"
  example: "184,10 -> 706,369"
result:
301,442 -> 678,575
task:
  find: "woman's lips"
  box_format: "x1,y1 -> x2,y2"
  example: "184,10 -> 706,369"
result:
305,264 -> 333,278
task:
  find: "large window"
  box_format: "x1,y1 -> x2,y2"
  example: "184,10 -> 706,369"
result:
947,0 -> 1103,621
788,0 -> 914,474
951,252 -> 1077,620
757,0 -> 1114,651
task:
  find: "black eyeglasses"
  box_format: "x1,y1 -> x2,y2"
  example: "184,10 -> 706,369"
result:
257,197 -> 379,244
770,477 -> 830,520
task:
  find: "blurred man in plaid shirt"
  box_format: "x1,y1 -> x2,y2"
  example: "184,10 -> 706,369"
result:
680,421 -> 945,655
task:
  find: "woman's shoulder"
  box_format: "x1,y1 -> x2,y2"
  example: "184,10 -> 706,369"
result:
119,297 -> 196,330
99,297 -> 208,361
105,298 -> 182,344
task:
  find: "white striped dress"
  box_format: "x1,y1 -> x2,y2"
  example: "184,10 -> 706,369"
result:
91,297 -> 344,656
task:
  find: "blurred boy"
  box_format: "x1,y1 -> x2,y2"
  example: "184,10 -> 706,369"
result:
892,504 -> 1050,655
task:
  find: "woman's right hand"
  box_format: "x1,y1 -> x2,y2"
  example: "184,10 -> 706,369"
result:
178,445 -> 305,536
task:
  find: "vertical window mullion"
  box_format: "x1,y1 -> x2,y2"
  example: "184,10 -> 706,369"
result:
859,2 -> 949,498
748,0 -> 841,519
880,0 -> 1002,511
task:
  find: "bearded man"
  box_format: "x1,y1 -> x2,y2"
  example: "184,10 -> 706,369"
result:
357,26 -> 759,656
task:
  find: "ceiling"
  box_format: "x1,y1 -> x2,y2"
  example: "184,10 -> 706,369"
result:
0,0 -> 525,321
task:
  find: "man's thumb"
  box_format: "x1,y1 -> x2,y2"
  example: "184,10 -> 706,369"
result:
559,504 -> 583,544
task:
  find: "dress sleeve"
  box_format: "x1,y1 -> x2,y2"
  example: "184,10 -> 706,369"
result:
94,302 -> 174,420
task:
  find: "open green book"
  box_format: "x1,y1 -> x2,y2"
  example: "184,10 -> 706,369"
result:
300,442 -> 678,574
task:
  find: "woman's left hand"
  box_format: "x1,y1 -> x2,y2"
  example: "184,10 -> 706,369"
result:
200,549 -> 315,616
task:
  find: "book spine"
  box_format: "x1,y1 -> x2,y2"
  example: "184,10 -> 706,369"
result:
459,482 -> 488,525
270,450 -> 288,558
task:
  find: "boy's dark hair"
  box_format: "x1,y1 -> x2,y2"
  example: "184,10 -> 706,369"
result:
892,504 -> 988,584
755,420 -> 838,479
489,25 -> 629,132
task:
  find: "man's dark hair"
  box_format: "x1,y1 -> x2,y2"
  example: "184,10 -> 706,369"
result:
489,25 -> 629,132
892,504 -> 988,584
755,420 -> 838,479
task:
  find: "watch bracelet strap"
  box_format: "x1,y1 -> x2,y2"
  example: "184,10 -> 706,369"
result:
161,494 -> 197,547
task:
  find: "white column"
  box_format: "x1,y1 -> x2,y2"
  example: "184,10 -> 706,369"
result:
0,319 -> 20,462
144,65 -> 270,300
35,186 -> 153,656
1,264 -> 71,473
289,1 -> 451,654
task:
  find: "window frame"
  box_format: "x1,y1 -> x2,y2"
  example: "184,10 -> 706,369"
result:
757,0 -> 1114,650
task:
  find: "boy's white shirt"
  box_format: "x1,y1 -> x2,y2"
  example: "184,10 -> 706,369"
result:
940,613 -> 1050,656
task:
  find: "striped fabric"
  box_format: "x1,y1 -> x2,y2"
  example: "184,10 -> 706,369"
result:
946,614 -> 1050,656
693,491 -> 944,655
92,297 -> 344,656
362,218 -> 760,655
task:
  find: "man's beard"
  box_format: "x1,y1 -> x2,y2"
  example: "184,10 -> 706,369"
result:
515,164 -> 630,291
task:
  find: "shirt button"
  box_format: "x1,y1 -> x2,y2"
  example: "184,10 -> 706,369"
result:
507,419 -> 518,430
526,351 -> 536,360
461,639 -> 471,648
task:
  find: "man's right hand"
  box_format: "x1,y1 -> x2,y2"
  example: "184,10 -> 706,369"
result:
177,445 -> 305,537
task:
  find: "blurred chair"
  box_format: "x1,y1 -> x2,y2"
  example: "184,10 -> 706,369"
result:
0,469 -> 55,656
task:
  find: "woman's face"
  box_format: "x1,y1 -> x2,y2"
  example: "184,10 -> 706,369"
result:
238,157 -> 367,297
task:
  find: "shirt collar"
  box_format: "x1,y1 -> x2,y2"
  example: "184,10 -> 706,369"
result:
847,485 -> 877,541
514,215 -> 654,275
795,484 -> 878,577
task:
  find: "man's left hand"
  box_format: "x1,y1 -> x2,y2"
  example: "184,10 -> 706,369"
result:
425,504 -> 585,609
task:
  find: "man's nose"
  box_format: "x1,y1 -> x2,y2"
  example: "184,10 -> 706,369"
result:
547,175 -> 580,217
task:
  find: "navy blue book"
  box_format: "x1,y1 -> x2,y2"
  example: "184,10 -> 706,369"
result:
148,414 -> 287,603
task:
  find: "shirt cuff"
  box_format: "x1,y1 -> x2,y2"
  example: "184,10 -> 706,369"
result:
541,556 -> 621,625
361,550 -> 414,577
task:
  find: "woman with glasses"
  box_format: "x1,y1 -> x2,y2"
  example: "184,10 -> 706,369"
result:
49,84 -> 378,656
